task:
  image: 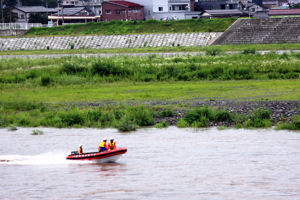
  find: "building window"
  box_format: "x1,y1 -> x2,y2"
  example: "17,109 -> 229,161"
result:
148,10 -> 150,15
159,7 -> 163,11
123,10 -> 126,13
20,15 -> 25,19
128,9 -> 131,12
116,10 -> 121,15
133,9 -> 140,13
106,10 -> 111,14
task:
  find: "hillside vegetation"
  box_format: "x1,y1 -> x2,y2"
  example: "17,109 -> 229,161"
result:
25,18 -> 236,36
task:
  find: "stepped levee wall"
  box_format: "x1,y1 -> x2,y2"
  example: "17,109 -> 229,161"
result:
0,33 -> 220,51
212,17 -> 300,45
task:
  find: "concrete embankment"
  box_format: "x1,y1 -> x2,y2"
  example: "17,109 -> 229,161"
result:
0,32 -> 221,51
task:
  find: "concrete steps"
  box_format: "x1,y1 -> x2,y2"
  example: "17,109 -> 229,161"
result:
212,17 -> 300,45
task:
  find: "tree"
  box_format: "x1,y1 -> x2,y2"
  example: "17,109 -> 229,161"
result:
28,13 -> 49,24
290,3 -> 300,9
3,0 -> 18,7
0,7 -> 18,23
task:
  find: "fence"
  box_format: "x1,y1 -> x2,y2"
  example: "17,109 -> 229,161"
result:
0,23 -> 48,30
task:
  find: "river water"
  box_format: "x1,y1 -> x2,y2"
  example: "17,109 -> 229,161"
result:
0,127 -> 299,200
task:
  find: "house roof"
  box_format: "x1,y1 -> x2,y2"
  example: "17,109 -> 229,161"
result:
269,8 -> 300,15
52,7 -> 95,16
270,5 -> 290,9
104,1 -> 144,7
14,6 -> 57,13
202,9 -> 244,17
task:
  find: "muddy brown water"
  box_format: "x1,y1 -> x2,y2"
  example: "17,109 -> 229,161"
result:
0,127 -> 300,199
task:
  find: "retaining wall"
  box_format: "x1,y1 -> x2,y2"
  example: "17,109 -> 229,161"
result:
0,32 -> 220,51
0,30 -> 28,37
212,17 -> 300,45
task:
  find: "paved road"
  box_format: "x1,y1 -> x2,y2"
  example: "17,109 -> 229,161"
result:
0,50 -> 300,59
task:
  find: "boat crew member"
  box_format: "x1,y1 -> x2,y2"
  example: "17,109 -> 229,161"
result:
108,137 -> 116,150
78,144 -> 83,155
98,138 -> 108,152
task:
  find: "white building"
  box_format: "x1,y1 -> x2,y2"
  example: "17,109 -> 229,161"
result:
63,0 -> 199,21
128,0 -> 199,20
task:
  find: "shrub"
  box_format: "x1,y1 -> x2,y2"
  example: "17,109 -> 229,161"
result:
18,117 -> 31,126
184,106 -> 213,124
155,121 -> 169,128
192,116 -> 209,128
41,75 -> 51,86
58,111 -> 84,126
126,105 -> 154,126
176,118 -> 188,128
7,124 -> 18,131
234,123 -> 243,129
161,107 -> 174,117
113,110 -> 123,120
117,114 -> 138,131
86,109 -> 102,122
70,43 -> 75,49
252,118 -> 272,128
205,48 -> 222,56
275,115 -> 300,130
31,129 -> 44,135
60,63 -> 85,75
242,48 -> 256,54
243,119 -> 251,128
251,108 -> 271,121
214,110 -> 233,122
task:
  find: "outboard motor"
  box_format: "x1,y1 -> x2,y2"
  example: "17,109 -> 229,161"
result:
71,151 -> 79,155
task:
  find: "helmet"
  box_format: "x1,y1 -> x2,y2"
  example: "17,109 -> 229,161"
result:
79,144 -> 82,147
103,138 -> 107,141
110,137 -> 114,140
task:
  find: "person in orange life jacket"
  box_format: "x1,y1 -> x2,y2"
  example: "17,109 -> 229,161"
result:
108,137 -> 116,150
98,138 -> 108,152
78,144 -> 83,155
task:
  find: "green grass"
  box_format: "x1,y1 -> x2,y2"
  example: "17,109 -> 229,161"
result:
0,52 -> 299,102
1,43 -> 300,56
24,18 -> 236,37
1,53 -> 300,86
0,80 -> 299,103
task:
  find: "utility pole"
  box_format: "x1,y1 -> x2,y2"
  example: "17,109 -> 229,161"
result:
57,0 -> 60,25
62,3 -> 64,24
1,0 -> 4,24
10,6 -> 12,35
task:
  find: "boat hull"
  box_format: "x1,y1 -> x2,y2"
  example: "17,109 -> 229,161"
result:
66,148 -> 127,163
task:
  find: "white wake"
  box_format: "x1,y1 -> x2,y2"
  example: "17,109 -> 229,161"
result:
0,151 -> 91,165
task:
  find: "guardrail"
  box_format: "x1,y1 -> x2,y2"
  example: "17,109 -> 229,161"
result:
0,23 -> 48,30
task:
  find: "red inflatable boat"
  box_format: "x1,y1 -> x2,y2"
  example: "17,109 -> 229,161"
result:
66,148 -> 127,163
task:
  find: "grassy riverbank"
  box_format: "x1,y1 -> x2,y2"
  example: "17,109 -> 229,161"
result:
1,43 -> 300,56
24,18 -> 236,37
1,52 -> 300,86
1,52 -> 299,130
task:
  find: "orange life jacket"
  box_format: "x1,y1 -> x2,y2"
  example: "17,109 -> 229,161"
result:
109,141 -> 116,149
